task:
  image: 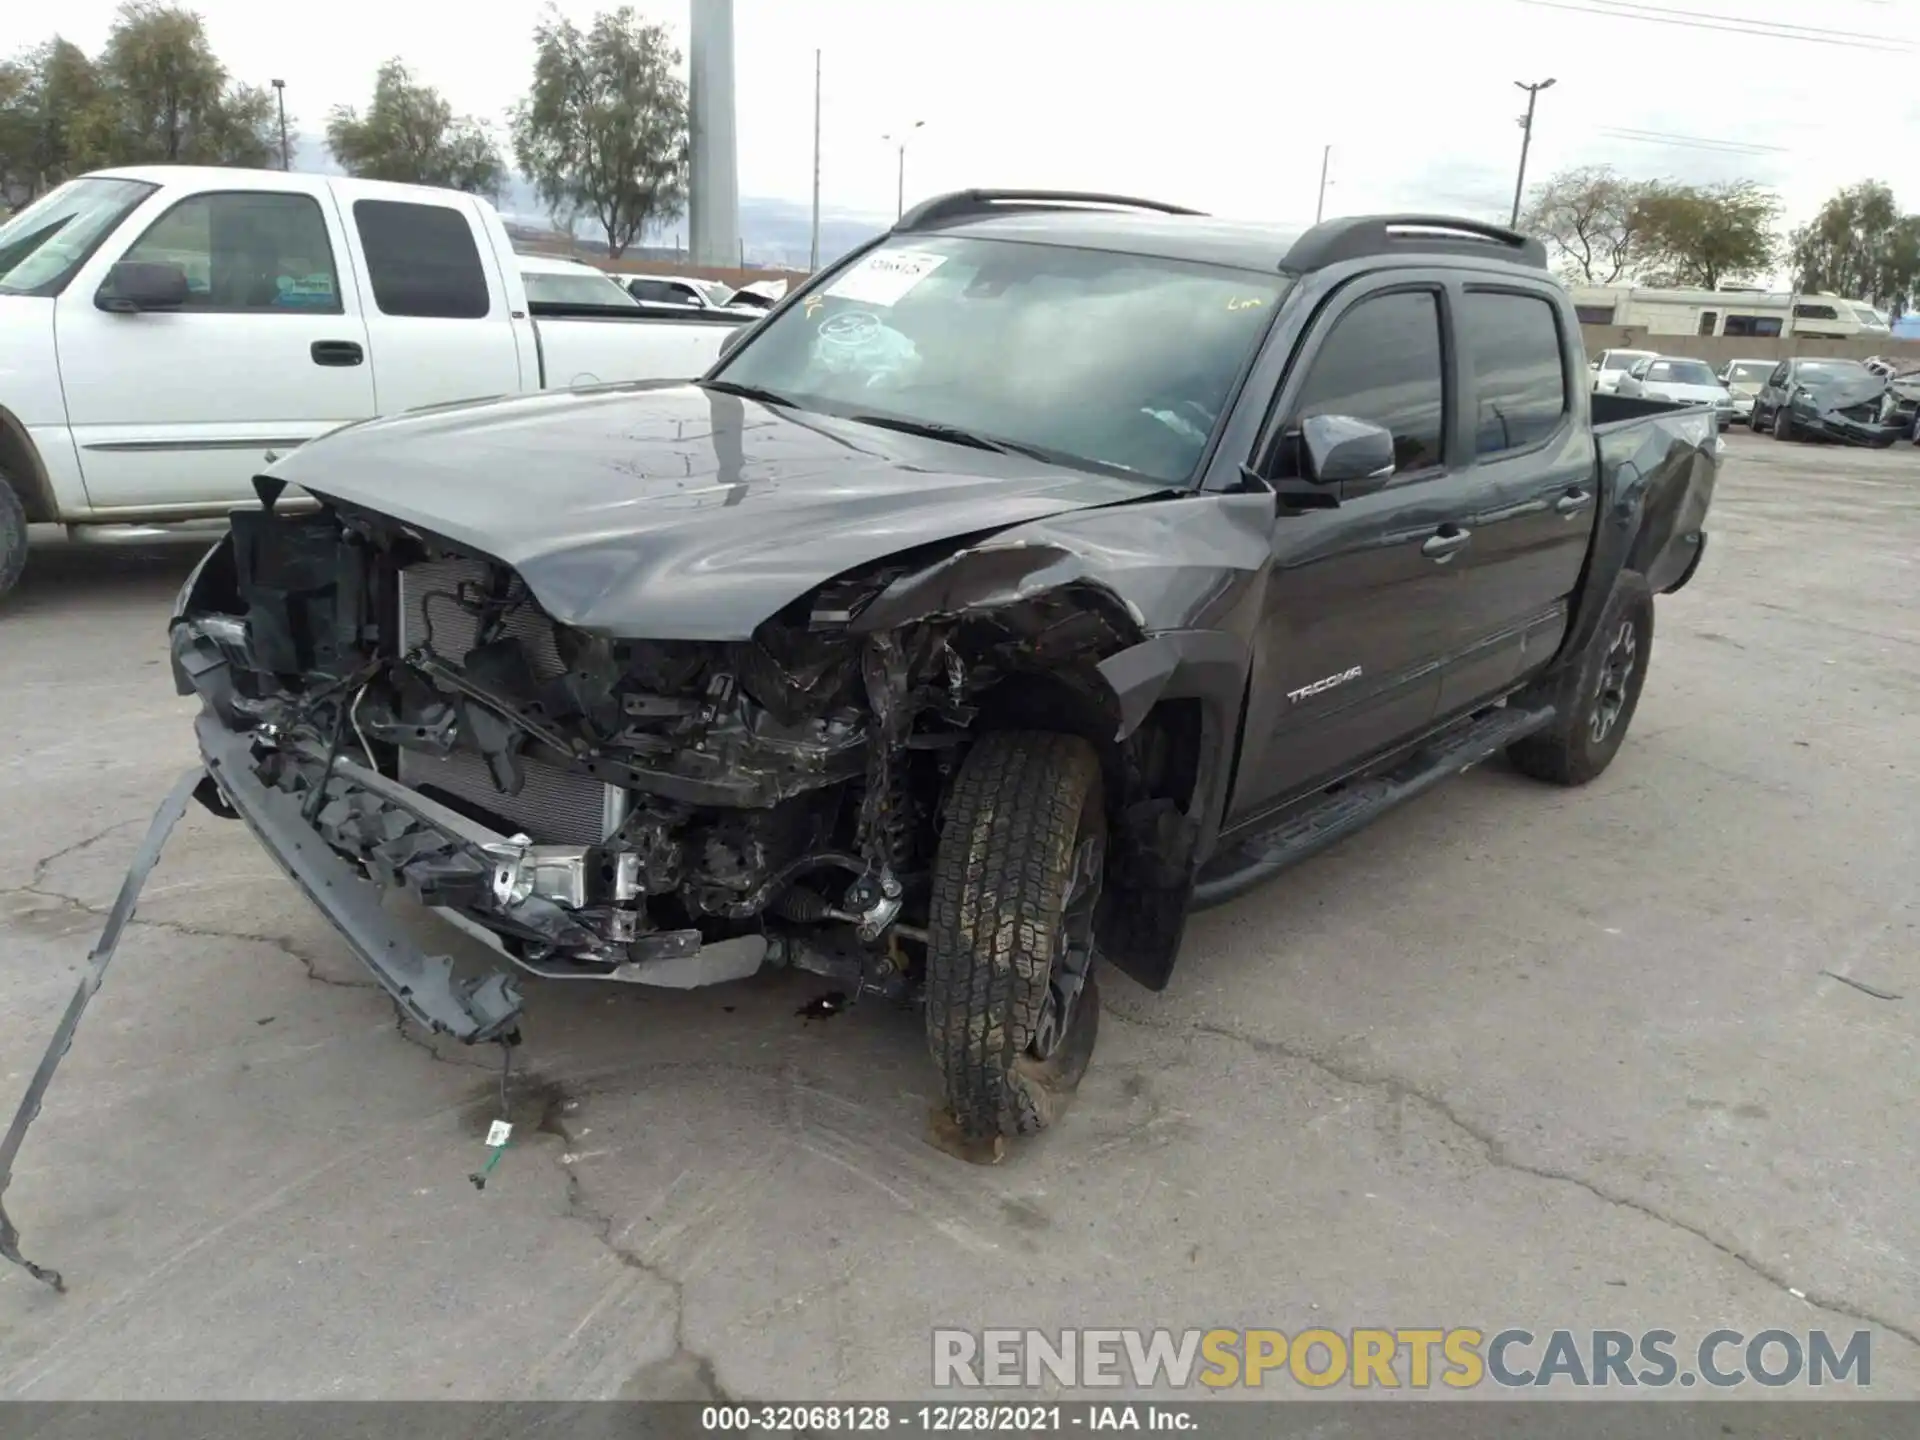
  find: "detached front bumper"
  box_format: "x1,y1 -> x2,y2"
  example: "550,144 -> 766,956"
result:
197,717 -> 526,1042
1795,406 -> 1904,448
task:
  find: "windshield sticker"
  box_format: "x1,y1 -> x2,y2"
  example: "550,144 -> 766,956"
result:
811,309 -> 919,381
1226,295 -> 1266,311
824,249 -> 948,307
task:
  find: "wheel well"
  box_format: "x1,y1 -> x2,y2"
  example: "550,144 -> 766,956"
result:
0,408 -> 57,523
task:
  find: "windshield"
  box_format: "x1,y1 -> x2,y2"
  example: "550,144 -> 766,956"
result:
0,177 -> 158,295
713,236 -> 1287,482
1653,360 -> 1717,385
693,278 -> 737,308
1797,359 -> 1870,384
522,269 -> 640,309
1851,305 -> 1889,329
1728,362 -> 1772,383
1601,352 -> 1651,371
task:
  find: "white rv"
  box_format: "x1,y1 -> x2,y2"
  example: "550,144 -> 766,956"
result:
1570,285 -> 1890,340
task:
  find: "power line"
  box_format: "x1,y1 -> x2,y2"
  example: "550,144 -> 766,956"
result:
1597,126 -> 1789,155
1585,0 -> 1893,44
1515,0 -> 1913,51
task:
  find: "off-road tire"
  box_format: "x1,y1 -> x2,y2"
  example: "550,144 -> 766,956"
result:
0,473 -> 27,603
1508,573 -> 1655,787
1771,407 -> 1796,442
926,731 -> 1103,1140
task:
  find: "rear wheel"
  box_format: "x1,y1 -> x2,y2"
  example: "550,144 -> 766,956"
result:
926,731 -> 1105,1140
0,473 -> 27,603
1508,573 -> 1654,787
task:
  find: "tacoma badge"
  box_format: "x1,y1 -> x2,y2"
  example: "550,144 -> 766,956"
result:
1287,665 -> 1362,703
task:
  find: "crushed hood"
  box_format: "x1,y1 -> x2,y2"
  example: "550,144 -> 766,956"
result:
267,383 -> 1170,640
1796,375 -> 1887,409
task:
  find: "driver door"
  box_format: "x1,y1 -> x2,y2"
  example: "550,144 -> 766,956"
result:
1228,278 -> 1476,823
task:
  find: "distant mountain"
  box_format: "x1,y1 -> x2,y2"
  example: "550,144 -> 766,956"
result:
292,137 -> 881,268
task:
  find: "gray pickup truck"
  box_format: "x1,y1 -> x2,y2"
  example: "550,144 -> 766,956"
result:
3,194 -> 1721,1288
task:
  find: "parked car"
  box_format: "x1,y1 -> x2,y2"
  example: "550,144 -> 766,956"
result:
159,197 -> 1718,1159
1715,358 -> 1774,423
0,167 -> 756,600
1589,347 -> 1659,394
1749,356 -> 1910,446
1615,356 -> 1737,428
517,254 -> 644,310
624,272 -> 762,316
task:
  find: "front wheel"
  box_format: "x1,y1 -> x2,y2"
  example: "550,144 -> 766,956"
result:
0,473 -> 27,603
926,731 -> 1105,1141
1772,407 -> 1796,441
1508,573 -> 1654,787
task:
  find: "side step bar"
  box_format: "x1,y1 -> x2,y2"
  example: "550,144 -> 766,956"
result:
1191,703 -> 1556,911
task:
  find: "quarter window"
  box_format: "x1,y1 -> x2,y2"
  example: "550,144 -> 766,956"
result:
116,191 -> 340,313
352,199 -> 489,319
1459,290 -> 1568,458
1289,290 -> 1445,473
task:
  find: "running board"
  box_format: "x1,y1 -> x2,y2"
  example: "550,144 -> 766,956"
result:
1191,703 -> 1557,910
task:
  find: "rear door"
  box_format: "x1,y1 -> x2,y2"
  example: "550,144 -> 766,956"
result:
334,186 -> 525,412
55,179 -> 375,508
1435,284 -> 1590,716
1228,278 -> 1467,821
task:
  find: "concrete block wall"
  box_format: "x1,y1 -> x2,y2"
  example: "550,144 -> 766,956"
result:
1580,325 -> 1920,365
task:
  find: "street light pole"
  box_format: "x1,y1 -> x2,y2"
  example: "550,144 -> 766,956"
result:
1315,144 -> 1331,224
1509,78 -> 1555,228
271,79 -> 289,170
809,49 -> 822,271
882,120 -> 924,220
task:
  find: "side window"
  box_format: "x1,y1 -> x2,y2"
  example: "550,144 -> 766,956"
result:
1573,304 -> 1615,325
1697,311 -> 1718,336
1793,303 -> 1838,321
352,199 -> 489,319
117,191 -> 340,313
668,282 -> 704,305
1459,290 -> 1568,458
1288,289 -> 1445,474
630,279 -> 686,305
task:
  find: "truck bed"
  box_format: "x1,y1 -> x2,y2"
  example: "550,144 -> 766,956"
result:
1589,390 -> 1718,597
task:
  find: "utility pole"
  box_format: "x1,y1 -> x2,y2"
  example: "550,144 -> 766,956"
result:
882,120 -> 924,220
809,49 -> 822,271
271,79 -> 289,170
1315,145 -> 1331,224
1510,78 -> 1555,228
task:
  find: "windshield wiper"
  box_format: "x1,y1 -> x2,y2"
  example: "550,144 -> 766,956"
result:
843,412 -> 1054,462
698,378 -> 799,408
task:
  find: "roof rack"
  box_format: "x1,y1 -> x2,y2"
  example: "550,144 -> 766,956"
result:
894,189 -> 1207,233
1280,214 -> 1548,273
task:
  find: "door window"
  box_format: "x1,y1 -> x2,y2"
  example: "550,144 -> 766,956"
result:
117,191 -> 341,313
1288,289 -> 1445,473
1459,290 -> 1568,458
1793,303 -> 1839,320
352,199 -> 490,319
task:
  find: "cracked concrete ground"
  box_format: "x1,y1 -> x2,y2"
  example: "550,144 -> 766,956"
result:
0,432 -> 1914,1401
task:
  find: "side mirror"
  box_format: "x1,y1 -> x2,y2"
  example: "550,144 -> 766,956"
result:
716,322 -> 755,359
1301,414 -> 1395,485
97,260 -> 189,313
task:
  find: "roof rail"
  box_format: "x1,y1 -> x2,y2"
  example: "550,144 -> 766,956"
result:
1280,214 -> 1548,273
895,189 -> 1207,232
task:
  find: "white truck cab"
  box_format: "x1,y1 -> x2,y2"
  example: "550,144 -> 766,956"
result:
0,167 -> 750,599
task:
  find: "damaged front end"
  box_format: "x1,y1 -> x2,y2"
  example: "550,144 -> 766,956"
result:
166,486 -> 1164,1042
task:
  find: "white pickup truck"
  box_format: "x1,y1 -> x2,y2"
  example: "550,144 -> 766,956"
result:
0,166 -> 755,599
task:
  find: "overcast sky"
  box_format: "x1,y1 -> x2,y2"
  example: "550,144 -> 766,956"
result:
44,0 -> 1920,241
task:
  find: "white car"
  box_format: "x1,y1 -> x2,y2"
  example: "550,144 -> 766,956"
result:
1716,358 -> 1773,423
1589,347 -> 1659,395
518,254 -> 645,310
1616,356 -> 1737,428
0,167 -> 755,599
624,273 -> 765,316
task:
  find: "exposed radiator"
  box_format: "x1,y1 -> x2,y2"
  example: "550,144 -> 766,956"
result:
396,555 -> 626,844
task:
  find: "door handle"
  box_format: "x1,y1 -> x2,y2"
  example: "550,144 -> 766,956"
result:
311,340 -> 364,367
1555,488 -> 1593,516
1421,526 -> 1471,561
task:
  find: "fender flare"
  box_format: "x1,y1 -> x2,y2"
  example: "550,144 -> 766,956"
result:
0,407 -> 58,523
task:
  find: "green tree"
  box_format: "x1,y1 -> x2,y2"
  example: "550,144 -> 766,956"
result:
91,3 -> 277,167
511,5 -> 688,260
1519,165 -> 1651,284
0,39 -> 104,207
1633,179 -> 1778,290
1789,181 -> 1919,313
326,59 -> 505,195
